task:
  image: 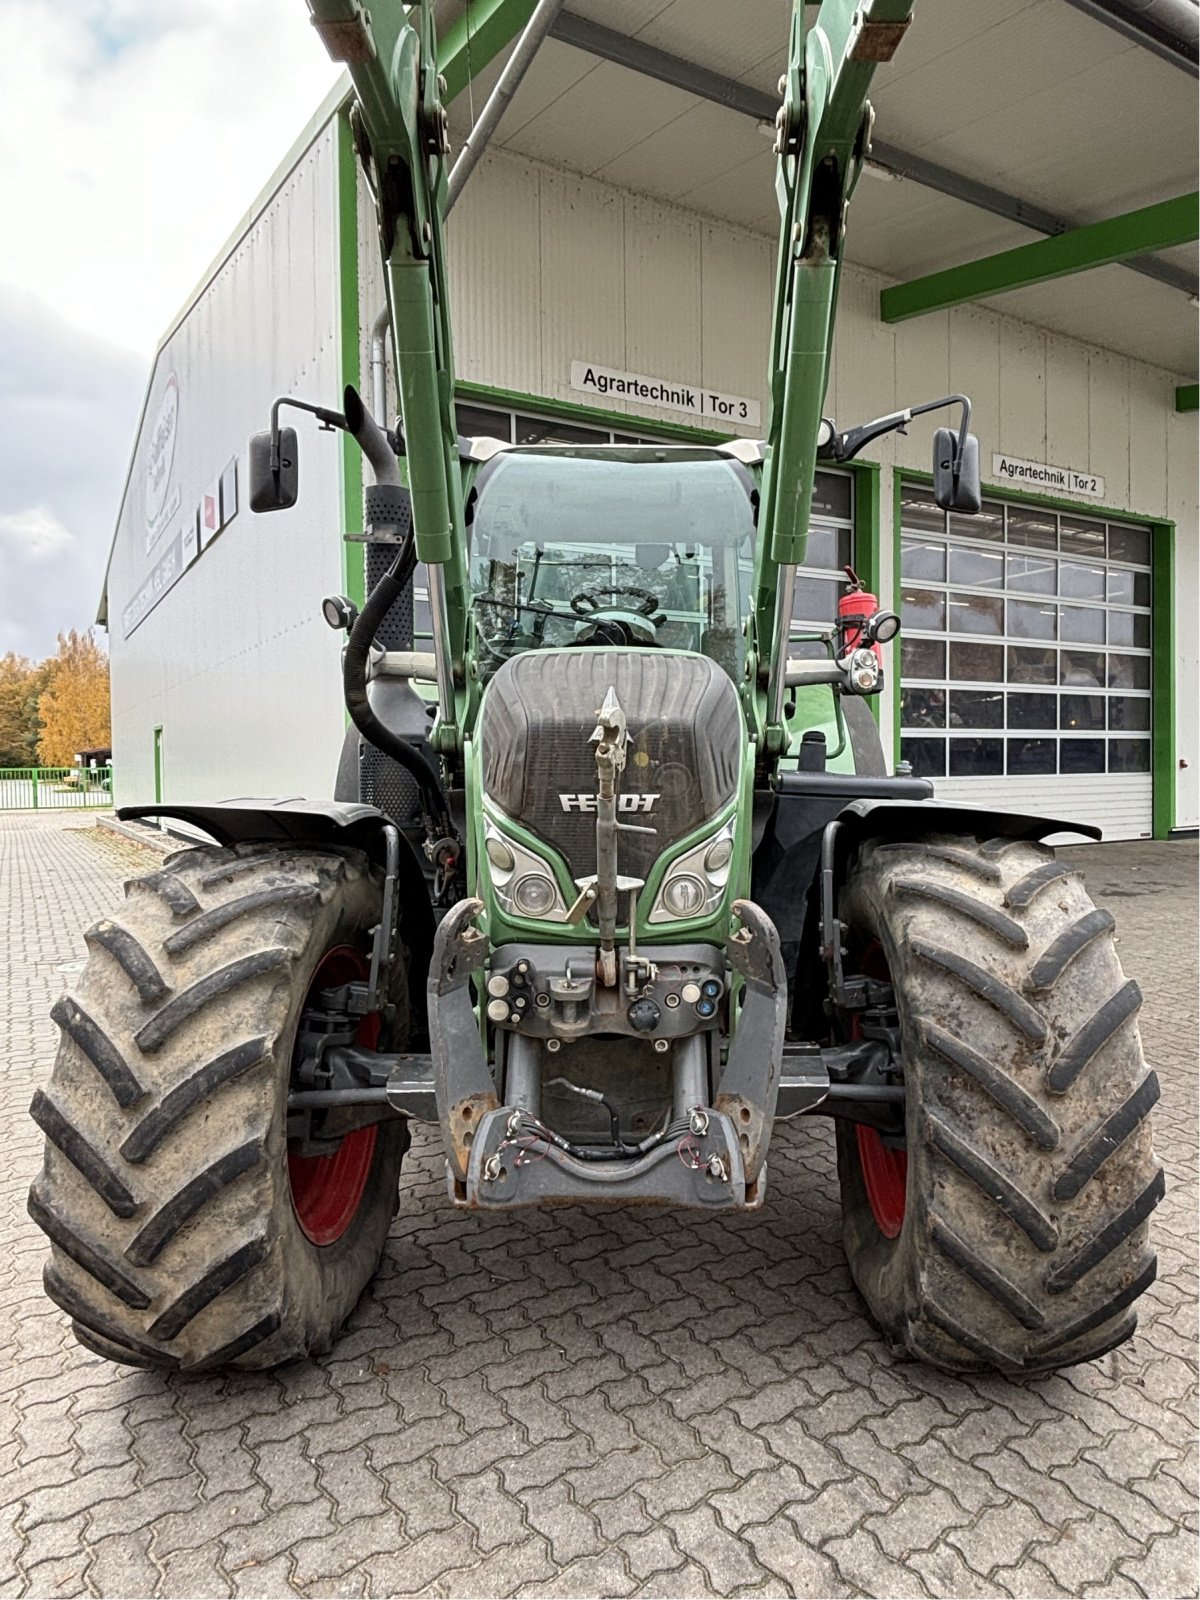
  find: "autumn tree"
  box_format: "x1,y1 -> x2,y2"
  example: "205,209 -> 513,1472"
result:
0,654 -> 48,767
36,631 -> 111,768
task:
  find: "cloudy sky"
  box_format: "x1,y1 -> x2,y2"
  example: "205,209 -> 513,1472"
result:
0,0 -> 342,660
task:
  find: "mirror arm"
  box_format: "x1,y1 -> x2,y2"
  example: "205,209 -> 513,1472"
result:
909,392 -> 973,482
268,396 -> 349,474
820,393 -> 973,471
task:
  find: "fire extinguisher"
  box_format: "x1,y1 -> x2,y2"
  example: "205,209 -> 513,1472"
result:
838,566 -> 881,664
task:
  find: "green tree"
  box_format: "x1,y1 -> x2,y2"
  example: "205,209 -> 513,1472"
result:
0,653 -> 48,767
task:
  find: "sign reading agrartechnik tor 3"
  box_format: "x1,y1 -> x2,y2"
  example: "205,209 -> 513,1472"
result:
571,359 -> 762,428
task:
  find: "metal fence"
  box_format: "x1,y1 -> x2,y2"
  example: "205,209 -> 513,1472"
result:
0,767 -> 113,811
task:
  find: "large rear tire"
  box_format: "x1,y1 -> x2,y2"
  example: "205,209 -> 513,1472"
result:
836,834 -> 1163,1374
29,842 -> 408,1371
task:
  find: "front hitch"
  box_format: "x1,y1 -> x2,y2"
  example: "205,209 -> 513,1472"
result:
427,897 -> 789,1210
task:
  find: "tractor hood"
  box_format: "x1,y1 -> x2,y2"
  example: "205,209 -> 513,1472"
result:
478,649 -> 742,886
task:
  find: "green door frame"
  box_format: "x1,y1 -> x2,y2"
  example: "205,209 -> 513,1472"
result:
153,726 -> 164,805
892,468 -> 1176,839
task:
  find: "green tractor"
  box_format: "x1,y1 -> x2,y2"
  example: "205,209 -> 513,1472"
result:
30,0 -> 1161,1376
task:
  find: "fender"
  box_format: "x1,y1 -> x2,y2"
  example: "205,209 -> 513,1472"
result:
832,796 -> 1102,850
118,798 -> 436,1024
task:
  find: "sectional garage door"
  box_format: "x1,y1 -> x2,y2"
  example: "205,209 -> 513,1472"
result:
898,481 -> 1154,840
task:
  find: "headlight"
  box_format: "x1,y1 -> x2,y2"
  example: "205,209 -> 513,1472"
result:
661,874 -> 707,918
485,835 -> 515,871
649,818 -> 737,924
482,818 -> 568,922
512,872 -> 558,917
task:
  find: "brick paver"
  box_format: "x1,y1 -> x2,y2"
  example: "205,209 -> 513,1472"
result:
1,814 -> 1196,1597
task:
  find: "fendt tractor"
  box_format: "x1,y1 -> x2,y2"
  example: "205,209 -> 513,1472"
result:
31,0 -> 1162,1378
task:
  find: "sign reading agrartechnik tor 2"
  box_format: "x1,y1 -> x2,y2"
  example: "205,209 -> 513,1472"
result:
992,452 -> 1105,501
571,360 -> 762,428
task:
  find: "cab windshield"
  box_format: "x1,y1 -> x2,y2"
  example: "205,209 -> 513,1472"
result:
467,448 -> 755,683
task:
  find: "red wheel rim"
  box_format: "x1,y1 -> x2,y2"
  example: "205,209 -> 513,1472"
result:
855,1125 -> 908,1239
288,945 -> 380,1246
851,938 -> 907,1238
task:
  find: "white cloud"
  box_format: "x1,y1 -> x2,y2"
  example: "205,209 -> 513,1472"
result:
0,2 -> 344,656
0,506 -> 74,559
0,0 -> 342,359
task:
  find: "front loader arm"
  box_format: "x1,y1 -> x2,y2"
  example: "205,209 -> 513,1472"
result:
757,0 -> 914,747
305,0 -> 468,704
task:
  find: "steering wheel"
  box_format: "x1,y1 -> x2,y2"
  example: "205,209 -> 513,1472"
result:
570,583 -> 661,619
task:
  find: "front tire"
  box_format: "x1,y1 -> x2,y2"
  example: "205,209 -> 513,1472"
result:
29,842 -> 408,1371
836,834 -> 1163,1374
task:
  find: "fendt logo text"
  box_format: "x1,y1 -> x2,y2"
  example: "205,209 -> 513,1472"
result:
559,793 -> 660,813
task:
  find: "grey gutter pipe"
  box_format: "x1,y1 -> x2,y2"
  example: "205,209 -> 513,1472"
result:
1060,0 -> 1198,74
370,303 -> 391,428
365,0 -> 566,425
446,0 -> 566,213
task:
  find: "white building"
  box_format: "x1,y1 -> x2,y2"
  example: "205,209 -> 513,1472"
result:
99,0 -> 1199,840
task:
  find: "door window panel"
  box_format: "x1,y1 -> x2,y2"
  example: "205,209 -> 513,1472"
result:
950,592 -> 1003,635
1009,737 -> 1056,774
1108,610 -> 1150,649
1009,599 -> 1057,640
902,588 -> 946,631
1062,694 -> 1105,731
1007,552 -> 1057,594
1007,510 -> 1057,550
1009,646 -> 1057,684
1109,740 -> 1151,773
1060,605 -> 1105,645
902,638 -> 946,680
949,738 -> 1003,776
1108,697 -> 1151,731
902,688 -> 946,728
1060,650 -> 1105,687
948,545 -> 1004,589
950,641 -> 1003,681
1061,516 -> 1106,557
1060,562 -> 1106,601
1061,739 -> 1105,774
950,689 -> 1003,729
1108,655 -> 1150,690
902,737 -> 946,777
901,538 -> 946,581
898,482 -> 1154,786
1008,692 -> 1057,729
1108,525 -> 1150,565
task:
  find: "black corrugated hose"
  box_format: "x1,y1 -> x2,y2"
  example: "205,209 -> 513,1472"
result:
342,536 -> 455,845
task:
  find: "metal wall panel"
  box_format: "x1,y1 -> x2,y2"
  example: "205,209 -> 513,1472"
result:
448,154 -> 543,395
935,776 -> 1154,842
107,123 -> 346,811
1088,349 -> 1131,511
623,193 -> 701,385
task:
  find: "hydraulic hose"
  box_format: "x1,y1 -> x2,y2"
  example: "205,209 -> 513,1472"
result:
343,544 -> 454,843
340,381 -> 455,846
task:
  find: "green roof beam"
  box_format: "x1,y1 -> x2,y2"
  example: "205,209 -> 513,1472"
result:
880,191 -> 1200,323
439,0 -> 537,103
1176,383 -> 1199,412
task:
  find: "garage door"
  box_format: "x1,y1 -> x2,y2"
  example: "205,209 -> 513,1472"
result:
898,481 -> 1154,840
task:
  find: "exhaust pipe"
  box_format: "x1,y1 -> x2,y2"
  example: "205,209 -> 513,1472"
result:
343,384 -> 399,487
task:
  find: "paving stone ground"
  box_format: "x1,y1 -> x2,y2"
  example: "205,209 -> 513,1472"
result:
1,812 -> 1196,1599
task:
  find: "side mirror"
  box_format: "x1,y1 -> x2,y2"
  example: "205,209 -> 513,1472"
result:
248,427 -> 298,513
932,427 -> 981,514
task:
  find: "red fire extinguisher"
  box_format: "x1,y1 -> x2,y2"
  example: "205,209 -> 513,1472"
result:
838,565 -> 881,664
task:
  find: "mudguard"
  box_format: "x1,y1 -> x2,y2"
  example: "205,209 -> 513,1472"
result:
118,798 -> 436,1017
831,797 -> 1102,848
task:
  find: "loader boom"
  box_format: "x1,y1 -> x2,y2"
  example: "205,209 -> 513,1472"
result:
306,0 -> 914,756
